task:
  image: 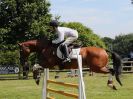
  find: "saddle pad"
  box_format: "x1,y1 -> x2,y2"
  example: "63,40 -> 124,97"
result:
56,46 -> 81,59
69,48 -> 81,59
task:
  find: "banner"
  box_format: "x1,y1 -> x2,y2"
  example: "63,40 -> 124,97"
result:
0,65 -> 19,74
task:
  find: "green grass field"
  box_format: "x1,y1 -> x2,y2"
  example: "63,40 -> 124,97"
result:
0,72 -> 133,99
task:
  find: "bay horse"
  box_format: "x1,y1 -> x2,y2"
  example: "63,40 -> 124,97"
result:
18,37 -> 122,90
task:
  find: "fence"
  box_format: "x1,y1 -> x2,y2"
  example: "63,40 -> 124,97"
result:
122,61 -> 133,73
42,68 -> 86,99
42,55 -> 86,99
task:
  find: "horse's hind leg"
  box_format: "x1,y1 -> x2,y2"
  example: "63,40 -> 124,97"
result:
100,67 -> 117,90
107,68 -> 117,90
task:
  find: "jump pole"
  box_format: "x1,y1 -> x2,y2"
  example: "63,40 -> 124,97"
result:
42,68 -> 49,99
77,55 -> 86,99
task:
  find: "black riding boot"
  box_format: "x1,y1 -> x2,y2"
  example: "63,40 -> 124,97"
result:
62,44 -> 71,63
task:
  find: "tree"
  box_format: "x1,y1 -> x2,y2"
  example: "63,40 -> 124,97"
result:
102,37 -> 114,50
113,33 -> 133,57
0,0 -> 52,44
0,0 -> 52,65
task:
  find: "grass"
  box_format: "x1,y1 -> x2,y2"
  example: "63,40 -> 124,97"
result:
0,72 -> 133,99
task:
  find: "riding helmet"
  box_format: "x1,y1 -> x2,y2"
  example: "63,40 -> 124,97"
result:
49,20 -> 58,27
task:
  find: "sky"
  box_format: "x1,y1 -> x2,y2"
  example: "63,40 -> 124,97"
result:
49,0 -> 133,38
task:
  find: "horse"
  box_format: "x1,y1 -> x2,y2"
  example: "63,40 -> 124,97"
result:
18,37 -> 122,90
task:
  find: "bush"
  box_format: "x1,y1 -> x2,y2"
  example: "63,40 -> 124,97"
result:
0,50 -> 19,65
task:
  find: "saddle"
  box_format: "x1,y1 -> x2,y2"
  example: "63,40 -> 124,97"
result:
59,43 -> 81,54
57,43 -> 82,59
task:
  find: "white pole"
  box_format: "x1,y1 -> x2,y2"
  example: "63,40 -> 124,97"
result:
42,68 -> 49,99
78,71 -> 82,99
77,55 -> 86,99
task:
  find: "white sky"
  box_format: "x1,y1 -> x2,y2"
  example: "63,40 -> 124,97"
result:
50,0 -> 133,38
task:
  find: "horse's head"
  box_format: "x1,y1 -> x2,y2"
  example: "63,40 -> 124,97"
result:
18,40 -> 45,84
18,43 -> 30,66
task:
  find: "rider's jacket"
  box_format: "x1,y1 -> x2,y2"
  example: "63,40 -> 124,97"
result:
52,27 -> 78,44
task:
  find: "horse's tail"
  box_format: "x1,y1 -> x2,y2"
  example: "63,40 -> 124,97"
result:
106,50 -> 122,86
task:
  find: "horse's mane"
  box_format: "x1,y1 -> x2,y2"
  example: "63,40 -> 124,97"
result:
37,35 -> 52,46
19,35 -> 51,46
37,35 -> 51,42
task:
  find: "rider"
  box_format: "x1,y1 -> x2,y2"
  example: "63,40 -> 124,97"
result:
50,20 -> 78,63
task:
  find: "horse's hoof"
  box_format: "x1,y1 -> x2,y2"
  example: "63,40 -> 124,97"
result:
55,76 -> 60,79
108,84 -> 117,90
35,79 -> 40,85
113,85 -> 117,90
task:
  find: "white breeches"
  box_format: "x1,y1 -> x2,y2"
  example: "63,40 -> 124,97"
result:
62,37 -> 78,46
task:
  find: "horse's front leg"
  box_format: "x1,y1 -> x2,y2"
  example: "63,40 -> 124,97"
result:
33,64 -> 43,85
55,71 -> 60,79
33,70 -> 41,85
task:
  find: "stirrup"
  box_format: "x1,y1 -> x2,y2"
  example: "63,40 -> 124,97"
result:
63,58 -> 71,63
